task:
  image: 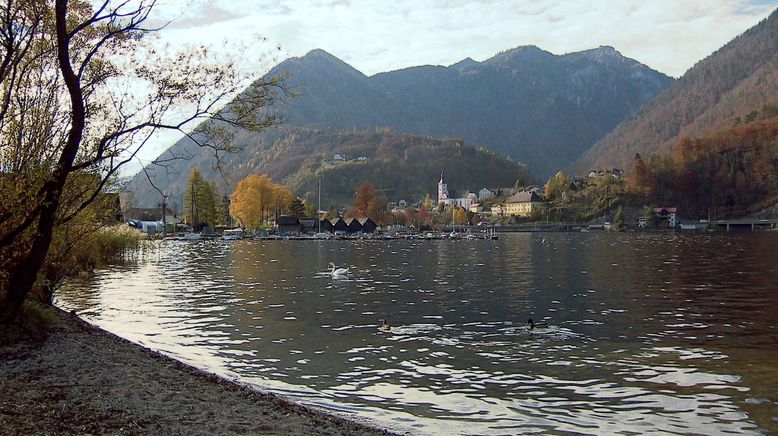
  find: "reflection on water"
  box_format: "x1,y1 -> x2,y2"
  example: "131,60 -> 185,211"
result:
56,233 -> 778,434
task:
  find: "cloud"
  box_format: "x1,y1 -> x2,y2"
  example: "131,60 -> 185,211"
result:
146,0 -> 777,77
127,0 -> 777,169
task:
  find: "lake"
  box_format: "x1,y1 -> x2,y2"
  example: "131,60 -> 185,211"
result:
55,232 -> 778,435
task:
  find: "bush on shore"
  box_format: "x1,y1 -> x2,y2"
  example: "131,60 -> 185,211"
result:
0,300 -> 57,345
30,223 -> 146,305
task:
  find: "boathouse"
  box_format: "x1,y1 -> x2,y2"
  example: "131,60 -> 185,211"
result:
344,217 -> 363,233
276,216 -> 302,234
357,217 -> 377,233
300,219 -> 317,234
317,218 -> 334,233
330,217 -> 349,234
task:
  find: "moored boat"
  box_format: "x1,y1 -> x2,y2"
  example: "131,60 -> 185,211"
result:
222,228 -> 244,240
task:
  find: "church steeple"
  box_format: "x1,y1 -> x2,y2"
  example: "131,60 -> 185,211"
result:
437,170 -> 448,202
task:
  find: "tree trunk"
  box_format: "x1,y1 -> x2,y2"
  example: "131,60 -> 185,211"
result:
0,0 -> 84,324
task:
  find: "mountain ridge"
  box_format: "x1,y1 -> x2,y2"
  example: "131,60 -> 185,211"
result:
264,44 -> 673,177
129,43 -> 674,206
573,8 -> 778,173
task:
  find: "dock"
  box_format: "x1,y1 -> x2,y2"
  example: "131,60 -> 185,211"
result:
708,219 -> 777,232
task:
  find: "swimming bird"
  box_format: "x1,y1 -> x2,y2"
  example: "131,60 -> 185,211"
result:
328,262 -> 349,277
378,319 -> 391,332
527,318 -> 548,330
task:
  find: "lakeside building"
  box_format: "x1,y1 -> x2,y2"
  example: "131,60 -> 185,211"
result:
491,190 -> 546,217
437,172 -> 478,209
277,216 -> 377,234
654,207 -> 678,227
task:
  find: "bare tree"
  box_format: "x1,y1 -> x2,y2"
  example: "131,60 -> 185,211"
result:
0,0 -> 285,323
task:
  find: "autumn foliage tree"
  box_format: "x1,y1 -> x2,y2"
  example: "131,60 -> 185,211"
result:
352,181 -> 376,218
626,153 -> 654,199
229,174 -> 293,228
625,115 -> 778,218
544,171 -> 567,200
453,207 -> 468,225
0,0 -> 285,323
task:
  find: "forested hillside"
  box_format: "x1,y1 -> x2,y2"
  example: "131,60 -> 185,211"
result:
635,111 -> 778,218
127,127 -> 531,209
575,8 -> 778,173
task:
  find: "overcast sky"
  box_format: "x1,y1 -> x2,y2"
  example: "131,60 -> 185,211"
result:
149,0 -> 777,78
128,0 -> 777,175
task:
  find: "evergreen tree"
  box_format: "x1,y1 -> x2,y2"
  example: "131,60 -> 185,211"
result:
219,194 -> 232,227
614,206 -> 624,231
288,197 -> 306,218
183,169 -> 217,231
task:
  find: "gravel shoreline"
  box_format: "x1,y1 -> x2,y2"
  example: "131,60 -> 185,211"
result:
0,308 -> 396,435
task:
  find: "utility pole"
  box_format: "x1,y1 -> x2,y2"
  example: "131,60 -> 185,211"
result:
161,193 -> 167,237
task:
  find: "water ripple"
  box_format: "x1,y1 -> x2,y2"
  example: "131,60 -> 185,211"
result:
55,234 -> 778,435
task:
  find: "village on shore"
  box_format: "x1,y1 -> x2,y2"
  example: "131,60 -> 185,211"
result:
122,167 -> 778,240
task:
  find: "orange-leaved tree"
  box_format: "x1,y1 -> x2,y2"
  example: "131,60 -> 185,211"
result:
352,181 -> 376,217
230,174 -> 294,228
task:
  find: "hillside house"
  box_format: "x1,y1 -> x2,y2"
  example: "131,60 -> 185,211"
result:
490,187 -> 516,198
588,168 -> 625,179
478,188 -> 494,200
491,204 -> 507,216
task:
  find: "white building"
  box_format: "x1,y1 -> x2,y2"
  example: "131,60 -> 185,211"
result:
478,188 -> 494,201
438,172 -> 477,210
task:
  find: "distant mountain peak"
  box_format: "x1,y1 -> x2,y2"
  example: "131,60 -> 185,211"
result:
274,48 -> 367,79
302,48 -> 339,60
487,45 -> 552,66
296,48 -> 354,67
573,45 -> 636,67
449,57 -> 479,72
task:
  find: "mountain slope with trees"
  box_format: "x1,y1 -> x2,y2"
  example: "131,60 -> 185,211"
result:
267,45 -> 672,177
127,127 -> 532,210
574,8 -> 778,173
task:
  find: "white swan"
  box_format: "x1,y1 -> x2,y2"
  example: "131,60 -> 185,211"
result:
328,262 -> 349,277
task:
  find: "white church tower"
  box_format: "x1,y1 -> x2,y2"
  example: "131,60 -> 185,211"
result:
437,171 -> 449,205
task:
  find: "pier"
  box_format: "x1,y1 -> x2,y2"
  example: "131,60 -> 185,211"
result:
709,219 -> 777,232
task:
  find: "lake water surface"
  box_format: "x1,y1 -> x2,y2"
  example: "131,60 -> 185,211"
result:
55,232 -> 778,434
